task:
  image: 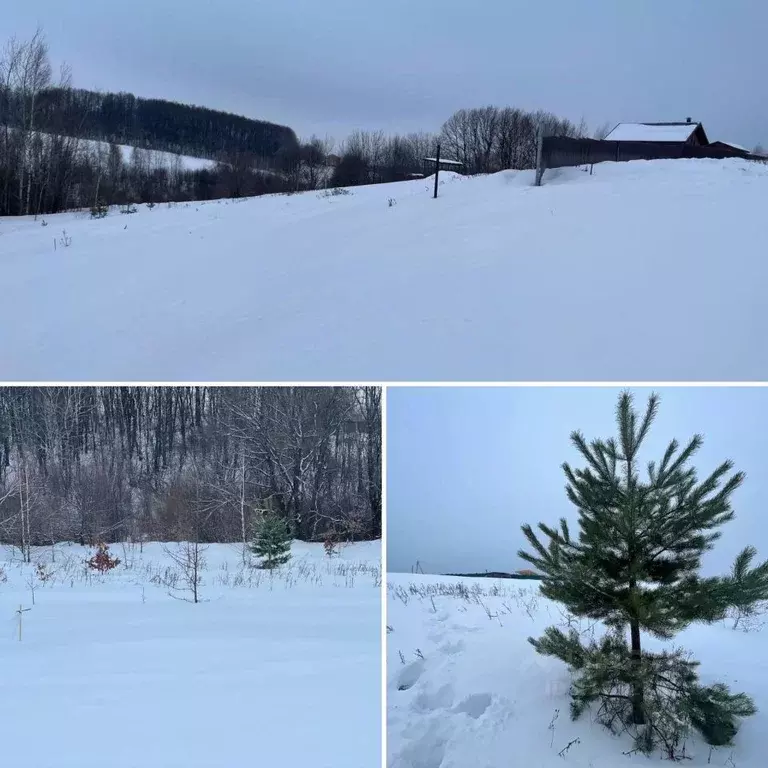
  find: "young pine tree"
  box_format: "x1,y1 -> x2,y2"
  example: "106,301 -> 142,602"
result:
251,512 -> 292,569
519,392 -> 768,756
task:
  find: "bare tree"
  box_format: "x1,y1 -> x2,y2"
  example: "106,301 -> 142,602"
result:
0,36 -> 24,214
593,121 -> 612,140
164,540 -> 207,603
0,387 -> 382,546
18,460 -> 32,563
16,27 -> 52,215
300,135 -> 333,189
440,109 -> 473,171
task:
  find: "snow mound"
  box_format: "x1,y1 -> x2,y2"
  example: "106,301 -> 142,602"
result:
0,540 -> 381,768
2,158 -> 767,380
387,573 -> 767,768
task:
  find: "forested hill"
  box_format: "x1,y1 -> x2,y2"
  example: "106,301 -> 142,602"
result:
4,86 -> 299,160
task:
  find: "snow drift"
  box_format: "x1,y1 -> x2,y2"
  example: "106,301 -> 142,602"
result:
1,159 -> 766,380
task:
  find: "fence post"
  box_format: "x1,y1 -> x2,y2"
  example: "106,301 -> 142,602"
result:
535,133 -> 544,186
433,143 -> 441,199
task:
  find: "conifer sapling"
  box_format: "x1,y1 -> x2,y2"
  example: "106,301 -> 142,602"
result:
251,512 -> 292,569
519,392 -> 768,755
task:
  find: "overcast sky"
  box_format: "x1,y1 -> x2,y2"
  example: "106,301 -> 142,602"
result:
387,387 -> 768,576
4,0 -> 767,148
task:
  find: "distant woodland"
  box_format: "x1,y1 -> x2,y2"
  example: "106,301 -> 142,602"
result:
2,27 -> 592,217
26,88 -> 297,160
0,387 -> 382,555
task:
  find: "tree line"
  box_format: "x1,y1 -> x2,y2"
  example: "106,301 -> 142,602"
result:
0,28 -> 634,218
0,386 -> 382,557
328,108 -> 587,188
24,88 -> 297,161
0,29 -> 308,216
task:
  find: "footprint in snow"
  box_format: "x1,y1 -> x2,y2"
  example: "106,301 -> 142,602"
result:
394,722 -> 448,768
413,683 -> 455,713
453,692 -> 493,720
397,659 -> 426,691
438,638 -> 465,656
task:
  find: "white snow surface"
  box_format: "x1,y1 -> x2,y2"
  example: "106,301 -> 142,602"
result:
387,573 -> 767,768
0,540 -> 381,768
112,141 -> 216,171
2,158 -> 767,380
604,123 -> 698,142
17,129 -> 217,171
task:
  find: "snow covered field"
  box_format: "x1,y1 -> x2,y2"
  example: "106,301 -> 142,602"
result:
0,540 -> 381,768
387,573 -> 767,768
110,141 -> 216,171
1,158 -> 767,380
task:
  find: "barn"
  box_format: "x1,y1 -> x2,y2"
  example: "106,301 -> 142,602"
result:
604,119 -> 709,146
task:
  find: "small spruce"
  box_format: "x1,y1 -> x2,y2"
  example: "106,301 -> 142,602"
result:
90,200 -> 108,219
251,513 -> 292,569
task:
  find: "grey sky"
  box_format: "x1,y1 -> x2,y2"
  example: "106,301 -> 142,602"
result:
387,387 -> 768,576
5,0 -> 767,148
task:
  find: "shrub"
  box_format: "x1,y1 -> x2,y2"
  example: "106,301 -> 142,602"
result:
90,200 -> 108,218
35,562 -> 53,582
324,536 -> 338,558
87,543 -> 121,573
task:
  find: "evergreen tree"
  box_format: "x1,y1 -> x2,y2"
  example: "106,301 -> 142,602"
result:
251,512 -> 292,569
519,392 -> 768,755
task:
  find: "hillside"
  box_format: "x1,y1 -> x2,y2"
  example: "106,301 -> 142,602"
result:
1,540 -> 381,768
387,573 -> 766,768
1,158 -> 766,380
6,86 -> 299,161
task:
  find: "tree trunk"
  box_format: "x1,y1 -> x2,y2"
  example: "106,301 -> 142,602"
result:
24,465 -> 32,562
19,467 -> 28,562
629,615 -> 644,724
239,443 -> 247,562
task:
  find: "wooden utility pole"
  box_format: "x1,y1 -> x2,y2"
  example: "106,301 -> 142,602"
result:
433,143 -> 441,199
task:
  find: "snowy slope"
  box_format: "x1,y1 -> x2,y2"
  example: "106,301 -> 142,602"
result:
1,158 -> 767,380
0,541 -> 381,768
108,139 -> 216,171
13,129 -> 217,171
387,573 -> 767,768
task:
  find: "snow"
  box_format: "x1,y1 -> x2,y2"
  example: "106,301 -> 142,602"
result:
16,129 -> 217,171
424,158 -> 463,165
604,123 -> 698,142
0,540 -> 381,768
113,141 -> 216,171
1,158 -> 767,380
387,572 -> 767,768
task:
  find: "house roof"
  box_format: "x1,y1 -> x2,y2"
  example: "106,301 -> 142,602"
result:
605,122 -> 706,143
710,140 -> 748,152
